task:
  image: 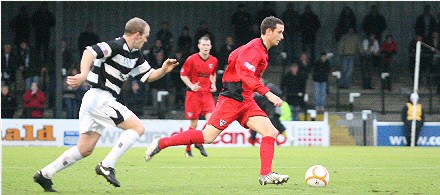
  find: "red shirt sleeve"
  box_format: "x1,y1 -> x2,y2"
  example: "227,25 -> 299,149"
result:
180,56 -> 192,76
235,48 -> 270,95
212,57 -> 218,75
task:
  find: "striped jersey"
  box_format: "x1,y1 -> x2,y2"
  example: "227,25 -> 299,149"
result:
86,36 -> 154,98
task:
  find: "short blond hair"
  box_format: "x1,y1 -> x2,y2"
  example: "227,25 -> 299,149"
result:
198,36 -> 211,44
125,17 -> 148,35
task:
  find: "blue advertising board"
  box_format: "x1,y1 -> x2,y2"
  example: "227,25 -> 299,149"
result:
376,122 -> 440,146
64,131 -> 80,146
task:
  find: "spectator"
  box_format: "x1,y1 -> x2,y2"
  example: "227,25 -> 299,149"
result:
63,68 -> 79,119
231,3 -> 253,46
17,41 -> 41,90
218,35 -> 236,71
148,51 -> 172,108
121,80 -> 145,117
61,39 -> 75,76
335,6 -> 357,42
281,63 -> 307,121
31,2 -> 55,61
361,5 -> 387,42
148,39 -> 166,61
77,22 -> 100,58
9,5 -> 31,47
401,93 -> 424,146
147,40 -> 166,106
156,21 -> 174,54
312,53 -> 331,111
23,81 -> 46,118
177,26 -> 192,60
297,52 -> 312,76
415,5 -> 437,41
170,51 -> 186,109
360,33 -> 380,89
281,2 -> 301,62
1,85 -> 17,118
2,44 -> 18,90
299,4 -> 321,61
338,28 -> 360,89
217,36 -> 236,96
380,34 -> 398,91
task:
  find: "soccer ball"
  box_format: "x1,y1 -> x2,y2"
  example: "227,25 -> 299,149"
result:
305,165 -> 330,187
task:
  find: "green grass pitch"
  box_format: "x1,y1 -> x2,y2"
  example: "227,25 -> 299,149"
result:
2,146 -> 440,194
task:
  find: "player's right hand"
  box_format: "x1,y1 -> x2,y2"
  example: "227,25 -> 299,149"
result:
191,82 -> 201,92
67,73 -> 87,88
161,58 -> 179,73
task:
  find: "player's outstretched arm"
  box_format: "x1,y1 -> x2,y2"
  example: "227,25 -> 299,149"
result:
265,91 -> 283,107
147,58 -> 179,82
66,50 -> 94,88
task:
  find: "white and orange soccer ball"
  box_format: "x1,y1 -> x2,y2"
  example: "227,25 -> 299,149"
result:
305,165 -> 330,187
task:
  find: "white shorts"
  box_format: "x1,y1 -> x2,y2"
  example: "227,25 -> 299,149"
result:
79,88 -> 133,134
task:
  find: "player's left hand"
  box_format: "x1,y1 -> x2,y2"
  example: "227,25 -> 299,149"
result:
265,91 -> 283,107
161,58 -> 179,73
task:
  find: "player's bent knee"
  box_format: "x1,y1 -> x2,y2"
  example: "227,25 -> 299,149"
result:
78,147 -> 94,157
204,137 -> 215,144
133,128 -> 145,136
263,128 -> 279,138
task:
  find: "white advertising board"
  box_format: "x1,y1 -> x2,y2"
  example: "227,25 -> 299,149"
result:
2,119 -> 330,147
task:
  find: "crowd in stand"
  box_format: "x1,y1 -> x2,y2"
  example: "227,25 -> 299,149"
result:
2,2 -> 440,119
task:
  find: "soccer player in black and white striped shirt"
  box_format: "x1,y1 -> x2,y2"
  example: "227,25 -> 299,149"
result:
34,17 -> 179,191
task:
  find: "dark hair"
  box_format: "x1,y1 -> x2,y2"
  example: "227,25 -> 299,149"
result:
260,16 -> 284,35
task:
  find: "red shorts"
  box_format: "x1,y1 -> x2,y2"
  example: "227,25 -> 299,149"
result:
185,91 -> 215,119
207,96 -> 267,130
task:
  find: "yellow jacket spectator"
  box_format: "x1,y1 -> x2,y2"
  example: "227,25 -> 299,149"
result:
401,93 -> 424,146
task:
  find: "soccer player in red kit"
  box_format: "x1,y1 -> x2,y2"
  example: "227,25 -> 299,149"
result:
146,16 -> 289,185
180,36 -> 218,157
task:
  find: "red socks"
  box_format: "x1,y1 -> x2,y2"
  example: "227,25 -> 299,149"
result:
260,136 -> 275,175
186,145 -> 191,152
159,128 -> 205,150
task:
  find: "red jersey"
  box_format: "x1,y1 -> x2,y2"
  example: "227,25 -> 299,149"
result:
220,38 -> 270,101
180,53 -> 218,92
